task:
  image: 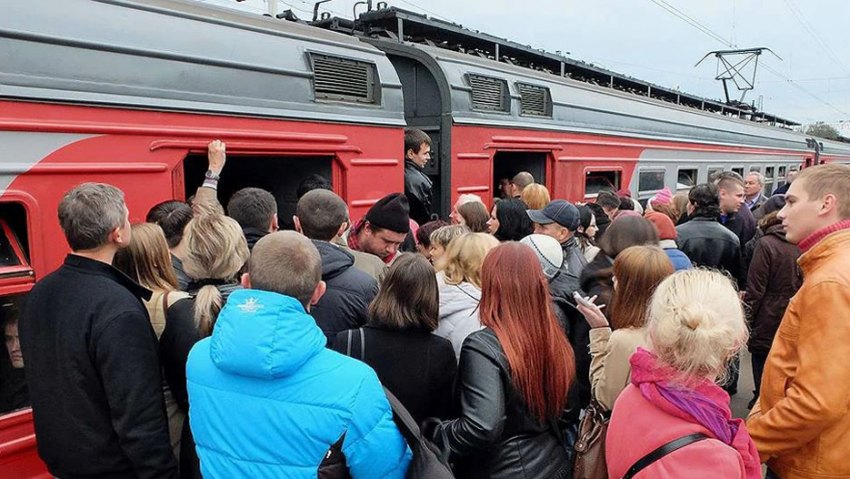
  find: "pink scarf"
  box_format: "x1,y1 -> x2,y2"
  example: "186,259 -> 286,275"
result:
630,348 -> 761,479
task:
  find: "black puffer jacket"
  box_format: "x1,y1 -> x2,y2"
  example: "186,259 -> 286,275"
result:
404,159 -> 433,225
549,267 -> 591,410
435,328 -> 572,479
744,220 -> 803,355
676,218 -> 742,283
311,240 -> 378,345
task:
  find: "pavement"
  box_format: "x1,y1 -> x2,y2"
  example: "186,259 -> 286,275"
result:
731,348 -> 757,420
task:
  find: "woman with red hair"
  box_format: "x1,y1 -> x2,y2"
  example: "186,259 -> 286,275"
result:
433,243 -> 575,479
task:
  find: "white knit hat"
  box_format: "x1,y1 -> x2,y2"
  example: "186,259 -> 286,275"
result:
520,234 -> 564,280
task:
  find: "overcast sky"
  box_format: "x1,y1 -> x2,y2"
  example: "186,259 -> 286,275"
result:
200,0 -> 850,130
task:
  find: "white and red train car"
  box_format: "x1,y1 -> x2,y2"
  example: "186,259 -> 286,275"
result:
2,1 -> 850,477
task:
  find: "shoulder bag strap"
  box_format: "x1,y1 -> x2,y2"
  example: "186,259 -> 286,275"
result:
358,328 -> 365,361
162,291 -> 170,314
346,330 -> 353,357
620,433 -> 708,479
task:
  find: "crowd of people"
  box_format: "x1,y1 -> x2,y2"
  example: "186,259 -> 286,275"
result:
6,129 -> 850,479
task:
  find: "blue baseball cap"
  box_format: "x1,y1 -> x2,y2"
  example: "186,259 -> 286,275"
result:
527,200 -> 581,231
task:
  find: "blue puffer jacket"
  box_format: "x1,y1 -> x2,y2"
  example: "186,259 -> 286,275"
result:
660,240 -> 693,271
186,289 -> 411,479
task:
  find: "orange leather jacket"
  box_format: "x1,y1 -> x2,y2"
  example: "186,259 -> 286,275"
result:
747,228 -> 850,479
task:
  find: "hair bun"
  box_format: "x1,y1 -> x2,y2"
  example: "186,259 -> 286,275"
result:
677,304 -> 706,331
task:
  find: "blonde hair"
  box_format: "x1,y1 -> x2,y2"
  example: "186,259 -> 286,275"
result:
436,233 -> 500,288
795,163 -> 850,218
429,224 -> 469,249
182,214 -> 249,337
521,183 -> 551,210
647,269 -> 748,383
114,223 -> 178,292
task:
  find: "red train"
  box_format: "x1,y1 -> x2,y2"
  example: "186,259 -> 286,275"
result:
1,0 -> 849,476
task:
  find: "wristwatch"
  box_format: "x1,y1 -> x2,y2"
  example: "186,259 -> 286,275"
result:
204,169 -> 221,181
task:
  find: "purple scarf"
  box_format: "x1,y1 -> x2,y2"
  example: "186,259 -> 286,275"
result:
630,348 -> 761,479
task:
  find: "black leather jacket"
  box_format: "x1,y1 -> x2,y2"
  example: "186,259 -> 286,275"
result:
675,217 -> 742,282
404,159 -> 433,225
435,328 -> 572,479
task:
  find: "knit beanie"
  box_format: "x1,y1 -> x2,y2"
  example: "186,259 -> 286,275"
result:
645,211 -> 677,241
365,193 -> 410,234
650,187 -> 673,206
520,234 -> 564,280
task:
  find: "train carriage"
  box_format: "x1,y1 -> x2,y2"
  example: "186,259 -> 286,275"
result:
0,0 -> 407,475
340,8 -> 850,212
2,1 -> 850,477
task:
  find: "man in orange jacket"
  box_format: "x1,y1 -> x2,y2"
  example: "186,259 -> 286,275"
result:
747,163 -> 850,479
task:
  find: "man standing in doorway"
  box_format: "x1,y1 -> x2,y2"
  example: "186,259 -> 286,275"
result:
403,128 -> 433,225
747,163 -> 850,479
511,171 -> 535,198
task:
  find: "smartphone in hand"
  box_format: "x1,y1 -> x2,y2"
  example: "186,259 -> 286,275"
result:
573,291 -> 597,309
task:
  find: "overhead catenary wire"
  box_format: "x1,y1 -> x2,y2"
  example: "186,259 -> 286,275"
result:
780,0 -> 850,75
647,0 -> 849,117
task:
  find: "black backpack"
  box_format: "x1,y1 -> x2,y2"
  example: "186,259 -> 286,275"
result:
383,387 -> 455,479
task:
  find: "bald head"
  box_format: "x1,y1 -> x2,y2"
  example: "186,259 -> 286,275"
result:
248,231 -> 322,307
512,172 -> 534,190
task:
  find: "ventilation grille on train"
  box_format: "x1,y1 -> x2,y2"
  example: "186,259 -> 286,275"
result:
517,83 -> 552,117
468,74 -> 510,112
310,54 -> 378,104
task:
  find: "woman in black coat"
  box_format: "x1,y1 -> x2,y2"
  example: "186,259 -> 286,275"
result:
333,254 -> 456,423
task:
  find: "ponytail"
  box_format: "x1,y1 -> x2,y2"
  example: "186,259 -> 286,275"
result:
194,285 -> 223,338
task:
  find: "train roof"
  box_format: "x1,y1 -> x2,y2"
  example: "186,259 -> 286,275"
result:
0,0 -> 405,126
322,8 -> 850,156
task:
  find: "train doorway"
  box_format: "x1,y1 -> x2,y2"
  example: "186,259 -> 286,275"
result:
493,151 -> 547,200
386,53 -> 450,218
183,154 -> 333,230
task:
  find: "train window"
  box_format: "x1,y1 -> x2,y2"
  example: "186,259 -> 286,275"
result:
732,167 -> 744,177
708,167 -> 723,181
309,54 -> 379,105
638,169 -> 665,193
0,294 -> 29,416
676,169 -> 697,191
749,166 -> 761,173
517,83 -> 552,117
183,154 -> 333,231
468,74 -> 510,112
765,166 -> 775,179
778,166 -> 787,178
584,171 -> 621,198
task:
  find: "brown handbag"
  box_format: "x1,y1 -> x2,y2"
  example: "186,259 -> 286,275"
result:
572,398 -> 610,479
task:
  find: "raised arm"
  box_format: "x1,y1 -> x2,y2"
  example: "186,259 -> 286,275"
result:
191,140 -> 226,217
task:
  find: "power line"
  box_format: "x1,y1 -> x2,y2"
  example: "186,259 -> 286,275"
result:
648,0 -> 733,46
781,0 -> 849,74
647,0 -> 849,117
395,0 -> 454,23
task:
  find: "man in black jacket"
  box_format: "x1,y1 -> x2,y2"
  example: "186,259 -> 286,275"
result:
295,190 -> 379,345
676,183 -> 742,280
403,128 -> 434,225
19,183 -> 177,479
717,172 -> 756,253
